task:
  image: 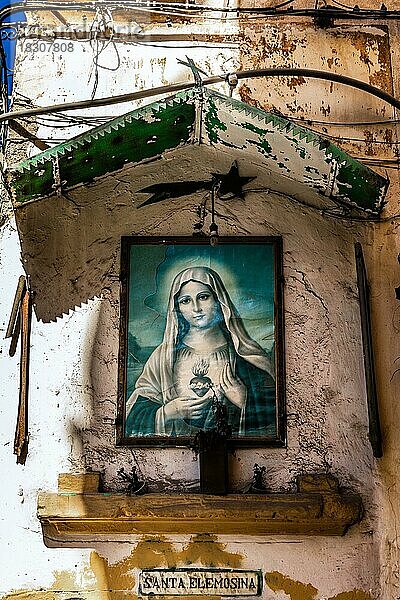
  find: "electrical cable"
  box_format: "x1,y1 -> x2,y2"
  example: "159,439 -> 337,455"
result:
7,136 -> 67,143
17,109 -> 115,124
288,116 -> 400,127
20,119 -> 94,128
19,116 -> 107,126
26,115 -> 108,124
294,129 -> 400,145
358,159 -> 400,167
359,164 -> 399,170
2,67 -> 400,123
87,7 -> 121,99
41,111 -> 110,122
9,1 -> 392,16
2,1 -> 400,22
128,39 -> 239,48
16,99 -> 400,129
359,157 -> 400,163
0,0 -> 285,21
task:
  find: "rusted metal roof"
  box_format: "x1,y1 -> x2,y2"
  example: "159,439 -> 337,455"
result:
9,88 -> 387,214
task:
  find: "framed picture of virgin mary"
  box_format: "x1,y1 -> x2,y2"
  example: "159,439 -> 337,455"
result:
117,237 -> 286,447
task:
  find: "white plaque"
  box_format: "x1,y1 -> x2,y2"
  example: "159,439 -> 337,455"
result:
139,569 -> 262,596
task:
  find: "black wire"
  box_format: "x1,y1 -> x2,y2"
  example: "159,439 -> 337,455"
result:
18,104 -> 400,129
10,1 -> 387,14
87,8 -> 121,99
3,67 -> 400,122
2,2 -> 400,21
7,136 -> 67,143
289,116 -> 400,127
22,119 -> 95,128
13,91 -> 33,102
361,164 -> 399,170
27,115 -> 107,124
301,128 -> 400,144
13,98 -> 114,124
18,111 -> 113,124
130,39 -> 238,49
44,113 -> 109,123
360,158 -> 400,163
358,159 -> 400,167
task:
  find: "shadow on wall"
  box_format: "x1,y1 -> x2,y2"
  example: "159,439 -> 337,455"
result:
63,287 -> 199,491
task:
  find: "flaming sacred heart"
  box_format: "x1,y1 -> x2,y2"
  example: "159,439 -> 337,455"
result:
189,359 -> 213,397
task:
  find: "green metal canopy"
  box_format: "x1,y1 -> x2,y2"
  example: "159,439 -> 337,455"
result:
7,87 -> 388,322
9,87 -> 387,214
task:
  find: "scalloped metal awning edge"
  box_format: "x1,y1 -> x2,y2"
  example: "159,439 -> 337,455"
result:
8,87 -> 388,215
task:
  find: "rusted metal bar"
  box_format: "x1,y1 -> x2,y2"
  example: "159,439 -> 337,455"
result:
9,310 -> 21,358
8,120 -> 50,151
50,9 -> 69,25
5,275 -> 26,339
13,286 -> 32,465
355,242 -> 383,458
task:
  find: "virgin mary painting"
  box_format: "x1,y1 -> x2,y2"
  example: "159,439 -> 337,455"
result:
125,265 -> 277,438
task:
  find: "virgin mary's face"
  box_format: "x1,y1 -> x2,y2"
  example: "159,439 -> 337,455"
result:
177,281 -> 221,329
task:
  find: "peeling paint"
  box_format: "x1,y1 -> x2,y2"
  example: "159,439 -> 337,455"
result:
238,83 -> 262,109
90,552 -> 136,590
287,76 -> 306,90
265,571 -> 318,600
0,569 -> 88,600
203,95 -> 227,145
265,573 -> 376,600
177,534 -> 243,568
118,538 -> 179,569
0,537 -> 243,599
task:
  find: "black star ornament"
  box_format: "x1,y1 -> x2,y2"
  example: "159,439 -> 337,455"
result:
212,161 -> 256,200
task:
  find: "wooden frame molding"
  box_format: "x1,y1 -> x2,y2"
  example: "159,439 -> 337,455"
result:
37,473 -> 363,547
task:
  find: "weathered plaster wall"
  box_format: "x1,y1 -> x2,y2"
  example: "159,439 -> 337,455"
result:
0,8 -> 398,600
367,21 -> 400,598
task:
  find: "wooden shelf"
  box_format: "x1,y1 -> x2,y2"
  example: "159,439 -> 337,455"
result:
37,473 -> 363,547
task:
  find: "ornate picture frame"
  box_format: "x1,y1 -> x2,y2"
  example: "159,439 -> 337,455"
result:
117,236 -> 286,447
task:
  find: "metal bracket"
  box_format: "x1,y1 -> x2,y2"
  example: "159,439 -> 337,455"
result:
51,155 -> 63,197
177,57 -> 208,144
178,56 -> 208,89
226,72 -> 238,97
